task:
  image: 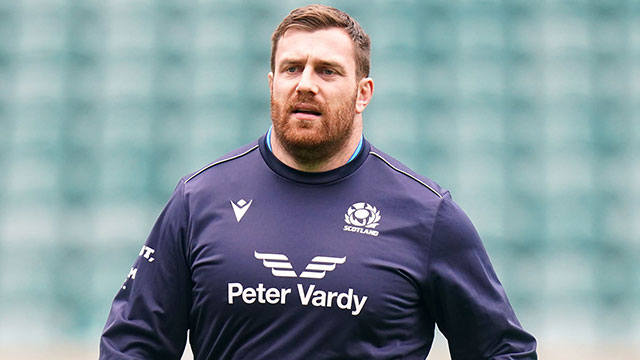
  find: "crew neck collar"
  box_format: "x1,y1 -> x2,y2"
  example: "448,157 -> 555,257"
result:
266,125 -> 363,164
258,132 -> 370,185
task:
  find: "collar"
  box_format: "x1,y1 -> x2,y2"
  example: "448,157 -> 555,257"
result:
266,125 -> 364,164
259,130 -> 370,185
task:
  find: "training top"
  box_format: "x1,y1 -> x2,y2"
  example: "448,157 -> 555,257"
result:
100,134 -> 538,360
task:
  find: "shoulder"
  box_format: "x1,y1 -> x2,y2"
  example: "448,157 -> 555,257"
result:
365,144 -> 448,201
181,141 -> 260,186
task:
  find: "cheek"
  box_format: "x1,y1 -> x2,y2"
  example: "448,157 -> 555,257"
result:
272,79 -> 293,96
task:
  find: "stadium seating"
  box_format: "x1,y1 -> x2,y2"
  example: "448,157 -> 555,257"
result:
1,0 -> 638,355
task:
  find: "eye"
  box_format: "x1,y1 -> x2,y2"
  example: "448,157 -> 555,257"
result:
322,68 -> 336,75
285,66 -> 298,73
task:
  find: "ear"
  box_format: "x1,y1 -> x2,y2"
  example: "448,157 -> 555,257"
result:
355,77 -> 374,114
268,72 -> 274,93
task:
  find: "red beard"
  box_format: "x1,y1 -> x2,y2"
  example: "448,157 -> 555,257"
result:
270,91 -> 357,165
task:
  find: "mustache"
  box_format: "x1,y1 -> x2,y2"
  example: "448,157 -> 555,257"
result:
286,95 -> 323,111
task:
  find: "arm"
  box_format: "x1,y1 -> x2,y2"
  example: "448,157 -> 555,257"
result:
425,195 -> 537,359
100,181 -> 192,360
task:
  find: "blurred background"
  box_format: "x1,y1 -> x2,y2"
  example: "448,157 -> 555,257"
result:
1,0 -> 639,358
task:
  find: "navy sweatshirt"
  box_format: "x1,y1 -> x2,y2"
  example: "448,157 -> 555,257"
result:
100,135 -> 537,359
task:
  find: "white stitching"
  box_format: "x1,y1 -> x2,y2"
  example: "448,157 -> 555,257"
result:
369,151 -> 443,199
184,145 -> 259,183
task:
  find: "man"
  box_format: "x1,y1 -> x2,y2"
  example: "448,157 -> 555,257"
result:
101,5 -> 537,359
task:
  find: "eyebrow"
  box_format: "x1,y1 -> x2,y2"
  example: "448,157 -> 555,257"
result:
278,58 -> 347,74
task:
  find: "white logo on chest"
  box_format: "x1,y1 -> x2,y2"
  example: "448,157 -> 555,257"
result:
226,251 -> 367,316
254,251 -> 346,279
230,199 -> 253,222
343,202 -> 381,236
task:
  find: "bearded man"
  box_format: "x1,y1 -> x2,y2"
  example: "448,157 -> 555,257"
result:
100,4 -> 537,359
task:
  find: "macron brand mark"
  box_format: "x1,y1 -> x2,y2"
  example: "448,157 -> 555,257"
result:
343,202 -> 381,237
227,251 -> 368,316
231,199 -> 253,222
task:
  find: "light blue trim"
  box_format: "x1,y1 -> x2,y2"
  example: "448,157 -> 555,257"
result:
266,125 -> 273,151
347,135 -> 364,163
266,127 -> 363,164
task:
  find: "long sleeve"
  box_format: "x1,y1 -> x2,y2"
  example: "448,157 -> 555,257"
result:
100,180 -> 192,360
425,194 -> 537,359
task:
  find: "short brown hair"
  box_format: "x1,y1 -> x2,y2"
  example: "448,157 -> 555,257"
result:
270,4 -> 371,79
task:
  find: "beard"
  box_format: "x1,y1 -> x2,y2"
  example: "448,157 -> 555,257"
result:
270,89 -> 357,166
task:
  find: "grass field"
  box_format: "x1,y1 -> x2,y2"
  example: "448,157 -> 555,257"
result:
3,334 -> 640,359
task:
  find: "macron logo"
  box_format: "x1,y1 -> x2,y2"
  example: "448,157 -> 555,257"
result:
231,199 -> 253,222
254,251 -> 346,279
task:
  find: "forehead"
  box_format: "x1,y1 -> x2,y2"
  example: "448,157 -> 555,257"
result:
275,27 -> 356,69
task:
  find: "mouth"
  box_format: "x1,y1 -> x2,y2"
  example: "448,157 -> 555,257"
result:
291,104 -> 322,117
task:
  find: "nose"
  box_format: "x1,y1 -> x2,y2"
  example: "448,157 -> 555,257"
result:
295,66 -> 319,95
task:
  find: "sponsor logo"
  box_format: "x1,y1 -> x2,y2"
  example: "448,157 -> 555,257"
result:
299,256 -> 347,279
139,245 -> 155,262
122,245 -> 156,290
343,202 -> 381,236
230,199 -> 253,222
254,251 -> 346,279
226,251 -> 368,316
254,252 -> 297,278
227,283 -> 367,316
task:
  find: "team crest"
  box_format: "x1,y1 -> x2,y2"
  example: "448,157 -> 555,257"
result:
343,202 -> 381,236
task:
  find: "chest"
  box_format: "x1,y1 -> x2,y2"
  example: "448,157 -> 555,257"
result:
188,188 -> 431,322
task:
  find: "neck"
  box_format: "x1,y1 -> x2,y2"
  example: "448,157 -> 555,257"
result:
270,121 -> 363,172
